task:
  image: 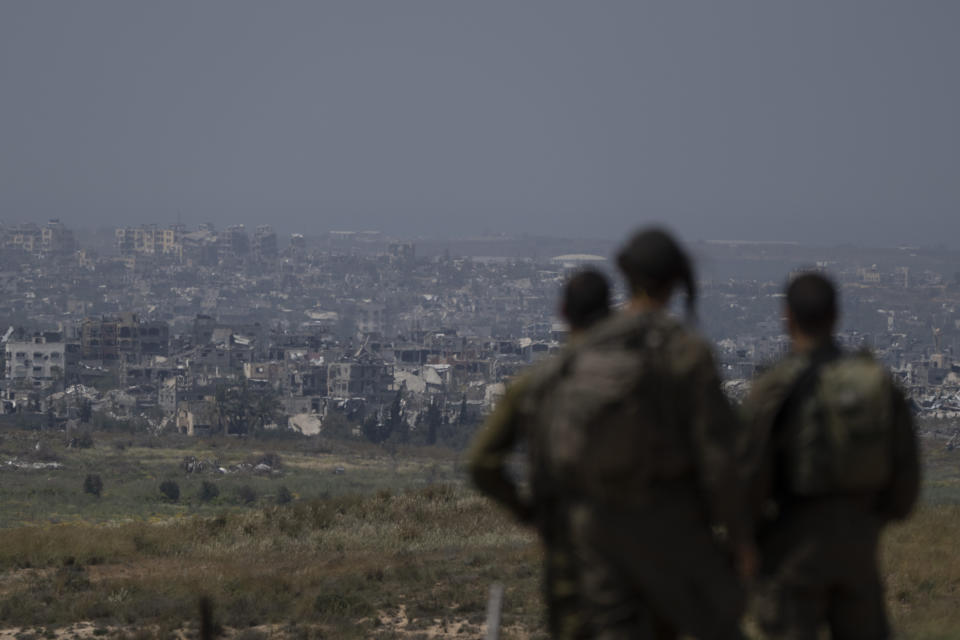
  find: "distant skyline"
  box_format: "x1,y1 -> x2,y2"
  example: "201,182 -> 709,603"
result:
2,2 -> 958,246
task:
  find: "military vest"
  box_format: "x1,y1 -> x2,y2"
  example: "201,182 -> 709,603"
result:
533,314 -> 695,505
781,352 -> 895,496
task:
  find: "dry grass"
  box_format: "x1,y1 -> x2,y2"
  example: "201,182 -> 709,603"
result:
0,485 -> 545,638
3,490 -> 959,638
2,430 -> 960,638
882,506 -> 960,639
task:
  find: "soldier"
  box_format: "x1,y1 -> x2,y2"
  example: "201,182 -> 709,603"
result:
545,228 -> 751,640
468,268 -> 612,640
741,273 -> 919,640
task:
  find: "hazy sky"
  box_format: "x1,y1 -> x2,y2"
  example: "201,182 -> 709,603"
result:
1,2 -> 958,245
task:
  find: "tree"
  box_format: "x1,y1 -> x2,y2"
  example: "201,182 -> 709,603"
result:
78,398 -> 93,424
425,399 -> 443,446
73,432 -> 94,449
250,389 -> 283,432
159,480 -> 180,502
83,474 -> 103,498
236,484 -> 257,505
215,381 -> 284,435
214,383 -> 248,435
275,485 -> 293,505
198,480 -> 219,502
321,412 -> 354,439
362,412 -> 391,444
385,389 -> 407,443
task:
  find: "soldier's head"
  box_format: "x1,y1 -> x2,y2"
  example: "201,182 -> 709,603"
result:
785,272 -> 838,345
616,227 -> 696,317
561,269 -> 611,334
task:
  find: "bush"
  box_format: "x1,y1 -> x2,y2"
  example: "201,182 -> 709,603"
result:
275,485 -> 293,505
256,452 -> 283,470
83,474 -> 103,498
159,480 -> 180,502
236,485 -> 257,505
71,432 -> 94,449
198,481 -> 219,502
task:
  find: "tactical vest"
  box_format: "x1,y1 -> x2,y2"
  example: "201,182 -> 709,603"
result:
535,317 -> 694,505
782,353 -> 895,496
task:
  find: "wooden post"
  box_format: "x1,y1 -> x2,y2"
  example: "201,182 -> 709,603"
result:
485,582 -> 504,640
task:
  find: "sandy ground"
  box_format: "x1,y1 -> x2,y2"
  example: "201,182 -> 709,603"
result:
0,615 -> 533,639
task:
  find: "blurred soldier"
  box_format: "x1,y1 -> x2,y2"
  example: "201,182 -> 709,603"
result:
741,273 -> 919,640
543,228 -> 751,640
469,268 -> 612,639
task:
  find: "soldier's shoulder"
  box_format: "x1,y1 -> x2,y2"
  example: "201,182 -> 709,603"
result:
655,318 -> 717,372
751,354 -> 808,397
516,348 -> 575,399
826,349 -> 899,395
575,311 -> 640,347
578,309 -> 687,347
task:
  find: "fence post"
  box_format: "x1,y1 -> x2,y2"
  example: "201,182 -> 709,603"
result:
485,582 -> 504,640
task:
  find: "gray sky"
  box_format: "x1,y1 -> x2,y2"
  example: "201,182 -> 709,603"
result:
1,2 -> 958,245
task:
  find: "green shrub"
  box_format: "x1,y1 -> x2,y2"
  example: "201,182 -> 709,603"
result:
276,485 -> 293,505
236,485 -> 257,505
74,431 -> 94,449
83,474 -> 103,498
198,481 -> 219,502
159,480 -> 180,502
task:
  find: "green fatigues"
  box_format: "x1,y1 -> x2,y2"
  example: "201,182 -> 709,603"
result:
468,361 -> 584,640
554,311 -> 748,640
741,349 -> 920,640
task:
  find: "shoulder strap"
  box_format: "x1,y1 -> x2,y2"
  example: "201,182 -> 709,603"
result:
771,342 -> 842,434
768,342 -> 842,502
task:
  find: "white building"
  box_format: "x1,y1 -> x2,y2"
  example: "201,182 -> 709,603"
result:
5,336 -> 66,388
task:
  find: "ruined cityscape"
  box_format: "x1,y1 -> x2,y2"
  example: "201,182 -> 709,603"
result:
3,218 -> 959,445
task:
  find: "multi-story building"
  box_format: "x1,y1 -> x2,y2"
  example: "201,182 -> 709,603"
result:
3,220 -> 75,256
80,313 -> 169,362
219,225 -> 250,259
253,225 -> 278,260
327,353 -> 393,401
4,334 -> 67,389
115,224 -> 182,259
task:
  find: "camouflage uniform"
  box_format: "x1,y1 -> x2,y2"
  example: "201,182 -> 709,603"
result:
741,344 -> 920,640
543,311 -> 748,640
468,354 -> 586,640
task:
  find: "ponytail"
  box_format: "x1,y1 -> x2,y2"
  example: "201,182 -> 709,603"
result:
616,227 -> 697,320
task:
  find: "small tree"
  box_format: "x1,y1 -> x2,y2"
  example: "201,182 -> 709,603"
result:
425,399 -> 443,446
76,431 -> 94,449
236,484 -> 257,505
321,412 -> 353,439
83,474 -> 103,498
159,480 -> 180,502
198,480 -> 219,502
362,412 -> 391,444
78,398 -> 93,424
275,485 -> 293,505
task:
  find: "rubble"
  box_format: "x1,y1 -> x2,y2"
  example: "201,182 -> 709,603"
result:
3,458 -> 63,471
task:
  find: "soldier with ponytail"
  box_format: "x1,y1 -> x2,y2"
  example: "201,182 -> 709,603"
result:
541,227 -> 752,639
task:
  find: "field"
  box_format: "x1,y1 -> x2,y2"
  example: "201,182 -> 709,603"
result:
0,427 -> 958,639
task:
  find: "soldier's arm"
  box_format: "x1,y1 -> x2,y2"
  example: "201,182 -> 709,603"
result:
686,342 -> 752,548
737,372 -> 784,527
467,378 -> 534,524
877,384 -> 920,522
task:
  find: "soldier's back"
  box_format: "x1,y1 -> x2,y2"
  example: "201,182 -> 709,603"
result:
743,348 -> 920,640
551,310 -> 746,640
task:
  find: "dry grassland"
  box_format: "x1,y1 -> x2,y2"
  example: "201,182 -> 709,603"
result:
0,431 -> 958,638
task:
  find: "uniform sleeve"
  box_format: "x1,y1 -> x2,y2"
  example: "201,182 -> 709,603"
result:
466,377 -> 535,523
877,384 -> 920,522
738,370 -> 787,528
686,341 -> 751,547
